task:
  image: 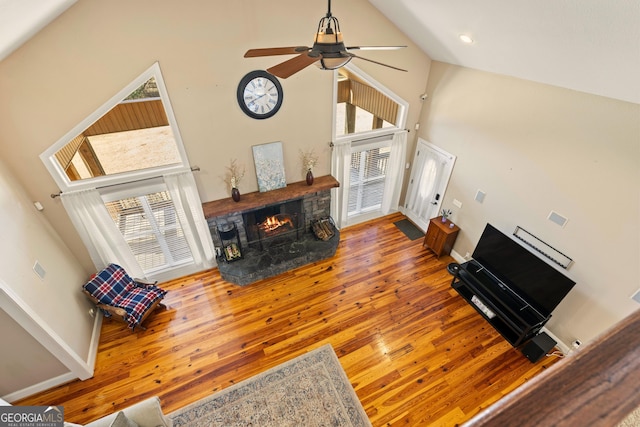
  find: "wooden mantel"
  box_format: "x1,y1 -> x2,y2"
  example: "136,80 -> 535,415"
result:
202,175 -> 339,219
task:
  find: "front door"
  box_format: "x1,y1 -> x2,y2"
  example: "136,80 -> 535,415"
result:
403,139 -> 456,231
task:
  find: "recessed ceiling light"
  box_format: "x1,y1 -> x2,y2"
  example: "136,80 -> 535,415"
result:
459,34 -> 474,44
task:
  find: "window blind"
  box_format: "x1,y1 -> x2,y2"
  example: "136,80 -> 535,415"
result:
104,190 -> 193,274
348,142 -> 392,216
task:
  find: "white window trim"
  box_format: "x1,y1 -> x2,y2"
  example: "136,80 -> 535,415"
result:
40,62 -> 190,192
99,178 -> 167,202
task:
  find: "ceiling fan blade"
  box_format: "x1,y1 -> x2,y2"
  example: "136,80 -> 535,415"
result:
346,46 -> 407,51
244,46 -> 310,58
267,53 -> 322,79
346,52 -> 407,72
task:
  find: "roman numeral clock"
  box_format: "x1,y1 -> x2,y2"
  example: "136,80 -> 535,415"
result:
237,70 -> 283,119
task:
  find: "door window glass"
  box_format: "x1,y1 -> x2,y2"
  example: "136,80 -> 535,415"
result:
348,141 -> 392,217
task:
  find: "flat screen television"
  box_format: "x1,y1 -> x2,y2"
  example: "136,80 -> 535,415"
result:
472,223 -> 576,318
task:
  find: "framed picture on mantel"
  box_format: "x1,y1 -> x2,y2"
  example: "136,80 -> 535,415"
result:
252,141 -> 286,192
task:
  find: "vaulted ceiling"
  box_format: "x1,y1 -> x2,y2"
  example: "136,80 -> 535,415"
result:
369,0 -> 640,104
1,0 -> 639,103
0,0 -> 76,62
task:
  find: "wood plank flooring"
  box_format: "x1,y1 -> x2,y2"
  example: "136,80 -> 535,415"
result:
17,213 -> 559,426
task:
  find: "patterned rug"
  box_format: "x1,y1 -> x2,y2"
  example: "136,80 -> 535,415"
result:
618,406 -> 640,426
169,344 -> 371,427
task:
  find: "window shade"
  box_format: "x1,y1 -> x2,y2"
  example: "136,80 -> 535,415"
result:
348,143 -> 391,216
104,191 -> 193,274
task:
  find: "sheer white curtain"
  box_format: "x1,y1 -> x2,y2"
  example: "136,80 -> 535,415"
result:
381,130 -> 408,214
330,140 -> 351,229
164,171 -> 216,270
61,188 -> 143,277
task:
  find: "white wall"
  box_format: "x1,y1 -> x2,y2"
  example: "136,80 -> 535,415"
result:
0,308 -> 68,396
419,62 -> 640,346
0,157 -> 96,398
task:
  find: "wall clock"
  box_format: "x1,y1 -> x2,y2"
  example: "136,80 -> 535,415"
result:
237,70 -> 283,119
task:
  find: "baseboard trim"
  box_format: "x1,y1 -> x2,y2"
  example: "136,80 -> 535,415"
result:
2,372 -> 77,403
450,249 -> 466,264
86,312 -> 103,373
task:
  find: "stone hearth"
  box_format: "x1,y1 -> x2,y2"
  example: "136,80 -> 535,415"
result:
215,233 -> 339,285
203,176 -> 340,285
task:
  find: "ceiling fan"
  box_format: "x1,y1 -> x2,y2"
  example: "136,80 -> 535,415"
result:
244,0 -> 407,79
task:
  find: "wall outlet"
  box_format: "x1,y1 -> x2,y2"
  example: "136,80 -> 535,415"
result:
453,199 -> 462,208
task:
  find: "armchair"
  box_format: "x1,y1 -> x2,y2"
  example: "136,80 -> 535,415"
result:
82,264 -> 167,331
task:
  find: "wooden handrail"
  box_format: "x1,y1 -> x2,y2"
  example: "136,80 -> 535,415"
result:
464,309 -> 640,426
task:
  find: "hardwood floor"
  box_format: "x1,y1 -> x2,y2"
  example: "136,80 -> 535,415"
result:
17,213 -> 559,426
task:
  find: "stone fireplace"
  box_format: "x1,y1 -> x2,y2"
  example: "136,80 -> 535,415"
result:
203,176 -> 340,285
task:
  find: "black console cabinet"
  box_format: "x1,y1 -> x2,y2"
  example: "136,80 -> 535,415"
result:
450,260 -> 550,347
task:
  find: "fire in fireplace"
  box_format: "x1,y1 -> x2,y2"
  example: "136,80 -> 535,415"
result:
243,199 -> 305,250
259,214 -> 295,236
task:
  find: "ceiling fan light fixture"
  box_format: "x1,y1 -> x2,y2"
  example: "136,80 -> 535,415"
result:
315,11 -> 344,45
243,0 -> 406,78
318,56 -> 352,70
316,30 -> 344,44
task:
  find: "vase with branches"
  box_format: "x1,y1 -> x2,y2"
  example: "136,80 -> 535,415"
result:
441,208 -> 452,222
223,159 -> 245,202
300,149 -> 318,185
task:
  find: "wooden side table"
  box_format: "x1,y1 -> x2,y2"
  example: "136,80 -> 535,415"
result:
423,217 -> 460,257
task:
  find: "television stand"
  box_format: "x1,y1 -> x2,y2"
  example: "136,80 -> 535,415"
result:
450,261 -> 550,346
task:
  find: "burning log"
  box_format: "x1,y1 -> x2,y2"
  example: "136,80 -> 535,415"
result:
259,214 -> 295,236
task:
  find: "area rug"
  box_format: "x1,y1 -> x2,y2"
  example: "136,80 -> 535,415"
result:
617,406 -> 640,426
394,218 -> 424,241
169,344 -> 371,427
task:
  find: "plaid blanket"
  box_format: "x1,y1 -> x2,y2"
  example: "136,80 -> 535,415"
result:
83,264 -> 167,329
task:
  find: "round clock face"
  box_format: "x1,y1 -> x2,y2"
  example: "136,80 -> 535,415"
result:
237,70 -> 283,119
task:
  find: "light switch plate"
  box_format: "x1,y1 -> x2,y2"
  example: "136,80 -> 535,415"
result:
453,199 -> 462,208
